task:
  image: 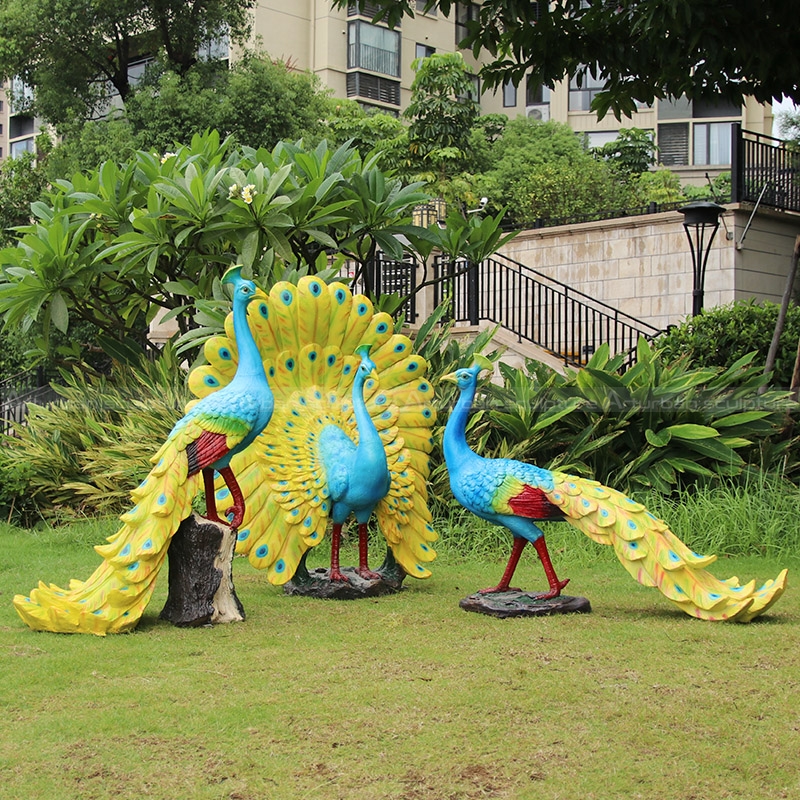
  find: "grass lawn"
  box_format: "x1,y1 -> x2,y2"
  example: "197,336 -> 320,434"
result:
1,520 -> 798,800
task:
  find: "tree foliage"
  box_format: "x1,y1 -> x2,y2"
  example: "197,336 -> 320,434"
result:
0,0 -> 255,124
0,131 -> 431,363
339,0 -> 800,120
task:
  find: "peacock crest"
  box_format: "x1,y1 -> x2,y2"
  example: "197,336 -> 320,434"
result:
187,275 -> 438,584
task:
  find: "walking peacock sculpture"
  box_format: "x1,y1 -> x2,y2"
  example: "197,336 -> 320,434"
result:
14,267 -> 275,635
186,275 -> 438,587
442,356 -> 788,622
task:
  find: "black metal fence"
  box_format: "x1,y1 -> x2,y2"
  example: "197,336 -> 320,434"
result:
0,368 -> 59,436
732,123 -> 800,213
343,252 -> 418,324
432,253 -> 662,367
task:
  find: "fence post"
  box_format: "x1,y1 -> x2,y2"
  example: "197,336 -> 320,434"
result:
731,122 -> 743,203
467,260 -> 479,325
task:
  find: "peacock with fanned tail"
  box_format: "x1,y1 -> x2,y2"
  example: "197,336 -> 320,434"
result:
442,356 -> 788,622
13,267 -> 274,635
187,275 -> 438,587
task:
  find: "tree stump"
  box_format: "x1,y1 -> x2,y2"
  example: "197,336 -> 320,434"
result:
160,513 -> 245,627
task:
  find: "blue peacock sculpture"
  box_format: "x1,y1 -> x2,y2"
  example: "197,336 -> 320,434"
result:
14,267 -> 275,635
442,356 -> 788,622
312,345 -> 391,581
186,275 -> 438,586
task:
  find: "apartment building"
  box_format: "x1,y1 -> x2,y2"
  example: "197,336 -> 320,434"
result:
0,0 -> 775,185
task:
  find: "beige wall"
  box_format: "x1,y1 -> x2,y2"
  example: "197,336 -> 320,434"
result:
497,206 -> 800,332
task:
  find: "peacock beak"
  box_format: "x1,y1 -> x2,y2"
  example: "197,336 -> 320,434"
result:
440,371 -> 458,384
254,287 -> 269,299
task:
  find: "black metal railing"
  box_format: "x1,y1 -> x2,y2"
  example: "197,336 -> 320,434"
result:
432,253 -> 662,367
340,252 -> 418,324
732,123 -> 800,213
0,367 -> 58,436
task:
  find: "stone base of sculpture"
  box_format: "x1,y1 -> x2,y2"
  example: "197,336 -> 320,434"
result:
160,513 -> 245,627
283,547 -> 405,599
459,591 -> 591,618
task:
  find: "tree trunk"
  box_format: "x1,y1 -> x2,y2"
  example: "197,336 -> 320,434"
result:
762,235 -> 800,391
160,513 -> 245,627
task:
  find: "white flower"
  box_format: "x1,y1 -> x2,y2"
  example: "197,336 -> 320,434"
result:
241,184 -> 257,204
160,152 -> 176,164
228,183 -> 240,199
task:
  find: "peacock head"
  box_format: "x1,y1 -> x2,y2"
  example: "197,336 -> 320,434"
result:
354,344 -> 377,380
440,354 -> 493,390
221,266 -> 260,307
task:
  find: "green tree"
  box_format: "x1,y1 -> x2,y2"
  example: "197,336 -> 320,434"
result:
0,148 -> 49,247
593,128 -> 657,178
404,52 -> 479,180
339,0 -> 800,119
0,0 -> 255,124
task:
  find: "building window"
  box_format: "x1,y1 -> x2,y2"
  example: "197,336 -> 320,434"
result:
347,1 -> 387,19
455,2 -> 478,44
415,43 -> 435,60
657,122 -> 690,166
348,21 -> 400,77
416,0 -> 438,14
10,137 -> 35,158
526,77 -> 550,106
9,115 -> 34,139
346,72 -> 401,105
568,72 -> 605,111
693,122 -> 732,165
503,80 -> 517,108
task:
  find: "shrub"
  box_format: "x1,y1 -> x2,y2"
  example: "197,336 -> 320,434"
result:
657,300 -> 800,388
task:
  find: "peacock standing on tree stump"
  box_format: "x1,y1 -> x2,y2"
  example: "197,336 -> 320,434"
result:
442,356 -> 787,622
14,268 -> 275,635
186,275 -> 438,587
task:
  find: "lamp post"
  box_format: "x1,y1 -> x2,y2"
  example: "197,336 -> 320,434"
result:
677,201 -> 726,316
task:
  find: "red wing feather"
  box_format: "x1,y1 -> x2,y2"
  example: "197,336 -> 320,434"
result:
508,484 -> 563,520
186,430 -> 231,476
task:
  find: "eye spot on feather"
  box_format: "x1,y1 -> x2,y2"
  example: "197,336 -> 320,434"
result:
415,564 -> 425,573
335,288 -> 346,304
419,382 -> 429,392
381,410 -> 392,420
407,361 -> 418,371
668,550 -> 680,562
327,354 -> 336,366
281,289 -> 293,306
269,366 -> 275,377
422,408 -> 432,418
157,494 -> 167,506
120,544 -> 131,557
375,394 -> 386,405
343,364 -> 352,375
216,488 -> 230,501
285,358 -> 295,371
141,539 -> 153,551
376,321 -> 388,333
258,302 -> 268,318
308,350 -> 317,362
357,302 -> 368,316
128,561 -> 140,571
219,347 -> 232,360
394,342 -> 406,353
303,517 -> 313,528
627,520 -> 638,530
321,502 -> 329,512
314,390 -> 322,399
599,508 -> 609,517
310,281 -> 322,296
275,559 -> 286,573
93,609 -> 103,615
310,531 -> 319,540
237,529 -> 250,541
204,376 -> 220,387
299,396 -> 307,405
256,544 -> 269,558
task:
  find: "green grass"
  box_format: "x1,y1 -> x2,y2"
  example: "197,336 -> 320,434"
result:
1,509 -> 799,800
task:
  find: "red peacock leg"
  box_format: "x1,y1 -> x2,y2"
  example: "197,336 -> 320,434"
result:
218,466 -> 245,530
532,536 -> 570,599
203,468 -> 225,525
480,536 -> 527,594
356,522 -> 381,580
329,523 -> 348,582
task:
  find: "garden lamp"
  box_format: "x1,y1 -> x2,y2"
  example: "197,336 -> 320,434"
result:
677,201 -> 726,316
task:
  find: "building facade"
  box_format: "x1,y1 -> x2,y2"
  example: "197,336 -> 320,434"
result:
0,0 -> 775,180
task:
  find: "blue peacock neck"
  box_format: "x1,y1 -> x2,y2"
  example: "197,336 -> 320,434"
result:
351,369 -> 386,475
443,378 -> 479,469
231,290 -> 267,384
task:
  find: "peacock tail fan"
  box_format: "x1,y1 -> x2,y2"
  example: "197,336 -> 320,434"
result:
13,439 -> 200,635
545,472 -> 787,622
190,275 -> 438,583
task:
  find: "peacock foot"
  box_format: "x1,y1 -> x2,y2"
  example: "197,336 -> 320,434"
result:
356,568 -> 382,581
531,578 -> 570,600
328,568 -> 350,583
479,585 -> 523,595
